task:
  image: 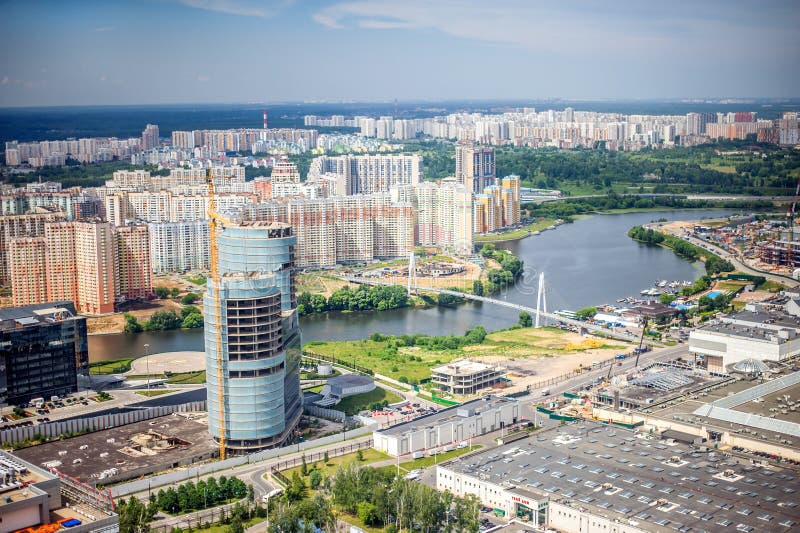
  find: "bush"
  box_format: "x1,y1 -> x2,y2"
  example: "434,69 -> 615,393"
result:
309,469 -> 322,490
154,286 -> 170,299
181,293 -> 200,305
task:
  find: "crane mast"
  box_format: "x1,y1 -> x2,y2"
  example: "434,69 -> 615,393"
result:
788,178 -> 800,267
207,168 -> 227,460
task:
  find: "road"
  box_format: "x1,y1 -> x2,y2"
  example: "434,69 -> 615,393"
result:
646,221 -> 799,288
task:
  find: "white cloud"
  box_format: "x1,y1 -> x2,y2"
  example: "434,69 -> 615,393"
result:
173,0 -> 292,18
94,26 -> 116,32
1,76 -> 9,85
197,75 -> 211,82
311,0 -> 800,59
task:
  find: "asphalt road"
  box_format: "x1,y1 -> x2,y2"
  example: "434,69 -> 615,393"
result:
647,221 -> 799,288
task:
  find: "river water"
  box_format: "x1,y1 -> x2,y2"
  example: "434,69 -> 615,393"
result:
88,209 -> 731,361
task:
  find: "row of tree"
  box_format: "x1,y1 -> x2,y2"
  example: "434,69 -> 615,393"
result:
628,226 -> 734,275
123,306 -> 203,333
369,325 -> 487,352
327,462 -> 480,532
524,193 -> 775,221
154,476 -> 249,515
297,284 -> 409,316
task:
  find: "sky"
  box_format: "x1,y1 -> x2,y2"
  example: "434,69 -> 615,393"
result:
0,0 -> 798,107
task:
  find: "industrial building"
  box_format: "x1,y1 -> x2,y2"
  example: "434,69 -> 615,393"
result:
0,450 -> 118,533
431,360 -> 505,395
435,421 -> 800,532
205,221 -> 302,453
373,395 -> 520,457
0,302 -> 87,407
689,301 -> 800,372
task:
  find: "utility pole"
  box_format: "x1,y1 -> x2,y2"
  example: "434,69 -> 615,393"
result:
144,343 -> 150,394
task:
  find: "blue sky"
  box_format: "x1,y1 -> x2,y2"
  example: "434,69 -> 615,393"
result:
0,0 -> 798,106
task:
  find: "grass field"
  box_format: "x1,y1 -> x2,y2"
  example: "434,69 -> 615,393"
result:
279,448 -> 390,482
474,218 -> 556,242
398,445 -> 481,470
135,389 -> 177,397
167,370 -> 206,384
305,327 -> 627,384
756,279 -> 789,292
88,358 -> 135,375
335,387 -> 403,415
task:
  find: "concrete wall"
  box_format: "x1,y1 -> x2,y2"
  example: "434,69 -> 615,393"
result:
547,502 -> 650,533
0,496 -> 47,533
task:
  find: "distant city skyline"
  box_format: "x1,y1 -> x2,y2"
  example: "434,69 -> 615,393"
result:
1,0 -> 799,107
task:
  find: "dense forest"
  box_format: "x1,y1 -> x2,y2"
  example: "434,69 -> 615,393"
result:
522,194 -> 777,220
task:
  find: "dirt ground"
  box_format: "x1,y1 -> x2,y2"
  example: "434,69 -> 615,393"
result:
296,274 -> 353,298
378,261 -> 485,290
86,299 -> 186,335
462,329 -> 631,395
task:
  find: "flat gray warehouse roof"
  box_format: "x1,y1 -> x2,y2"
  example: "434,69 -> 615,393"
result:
378,395 -> 517,437
440,422 -> 800,533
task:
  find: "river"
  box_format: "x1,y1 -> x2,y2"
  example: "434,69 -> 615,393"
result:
88,209 -> 732,361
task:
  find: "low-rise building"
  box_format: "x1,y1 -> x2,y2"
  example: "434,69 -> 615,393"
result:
689,303 -> 800,372
0,450 -> 118,533
373,395 -> 519,457
436,421 -> 800,532
431,360 -> 504,395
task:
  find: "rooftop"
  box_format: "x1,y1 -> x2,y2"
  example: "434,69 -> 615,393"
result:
440,422 -> 800,533
431,360 -> 500,376
0,301 -> 77,331
378,395 -> 516,437
14,413 -> 216,484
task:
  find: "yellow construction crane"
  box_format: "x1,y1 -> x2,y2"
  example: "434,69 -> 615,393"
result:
207,168 -> 228,460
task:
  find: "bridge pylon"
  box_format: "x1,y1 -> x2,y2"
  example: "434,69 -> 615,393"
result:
535,271 -> 547,328
407,252 -> 417,296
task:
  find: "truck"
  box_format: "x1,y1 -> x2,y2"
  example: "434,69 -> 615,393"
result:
541,388 -> 550,397
412,451 -> 424,459
31,397 -> 45,409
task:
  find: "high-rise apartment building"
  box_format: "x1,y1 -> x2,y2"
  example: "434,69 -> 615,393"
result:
115,223 -> 153,301
141,124 -> 160,151
148,220 -> 210,273
0,209 -> 67,285
455,144 -> 496,193
8,237 -> 47,307
271,156 -> 301,183
9,221 -> 151,314
72,222 -> 116,315
205,222 -> 302,452
307,154 -> 422,195
392,179 -> 474,255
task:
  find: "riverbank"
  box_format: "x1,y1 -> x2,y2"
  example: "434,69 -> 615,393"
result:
474,218 -> 558,243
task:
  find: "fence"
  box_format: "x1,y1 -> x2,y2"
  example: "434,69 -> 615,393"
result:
303,349 -> 375,376
269,440 -> 373,487
0,401 -> 207,447
304,404 -> 346,422
111,425 -> 376,497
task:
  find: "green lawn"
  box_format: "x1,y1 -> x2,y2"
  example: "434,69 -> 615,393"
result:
278,448 -> 391,482
398,445 -> 482,471
89,358 -> 135,375
167,370 -> 206,384
306,328 -> 629,386
183,274 -> 207,286
193,516 -> 264,532
474,218 -> 556,242
756,279 -> 788,293
135,389 -> 177,397
335,387 -> 403,415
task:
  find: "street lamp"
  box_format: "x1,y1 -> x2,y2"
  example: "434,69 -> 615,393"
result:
144,344 -> 151,393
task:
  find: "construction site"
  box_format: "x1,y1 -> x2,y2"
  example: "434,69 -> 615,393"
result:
14,413 -> 217,486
